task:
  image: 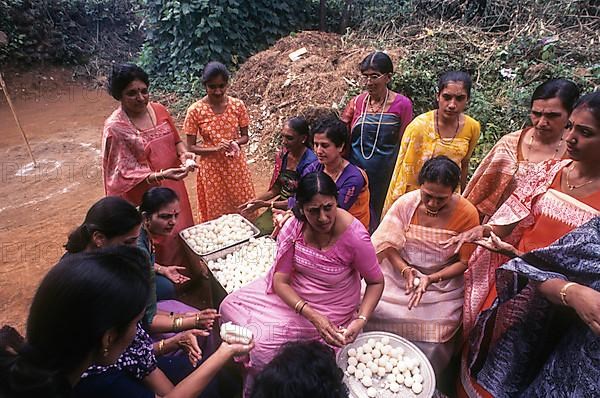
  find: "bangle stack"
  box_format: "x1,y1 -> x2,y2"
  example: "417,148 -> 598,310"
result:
145,169 -> 166,185
560,282 -> 577,306
294,299 -> 307,314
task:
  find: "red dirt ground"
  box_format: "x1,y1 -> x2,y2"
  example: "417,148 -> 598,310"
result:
0,69 -> 271,333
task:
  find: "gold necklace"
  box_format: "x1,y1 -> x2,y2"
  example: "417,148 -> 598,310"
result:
425,208 -> 438,217
524,129 -> 563,162
435,110 -> 459,144
566,164 -> 595,190
326,158 -> 345,182
126,107 -> 156,134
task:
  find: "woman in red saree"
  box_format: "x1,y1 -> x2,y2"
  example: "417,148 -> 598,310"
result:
444,92 -> 600,397
102,63 -> 196,269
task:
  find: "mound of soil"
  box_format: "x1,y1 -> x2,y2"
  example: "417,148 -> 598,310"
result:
228,31 -> 406,160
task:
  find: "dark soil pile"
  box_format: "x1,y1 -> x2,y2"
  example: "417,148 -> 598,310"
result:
228,31 -> 405,160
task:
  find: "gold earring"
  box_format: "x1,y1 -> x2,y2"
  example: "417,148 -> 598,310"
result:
103,346 -> 109,357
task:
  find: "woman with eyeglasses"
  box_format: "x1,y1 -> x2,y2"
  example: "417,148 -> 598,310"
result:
383,71 -> 481,217
185,61 -> 256,222
341,51 -> 413,230
240,117 -> 317,235
102,63 -> 196,273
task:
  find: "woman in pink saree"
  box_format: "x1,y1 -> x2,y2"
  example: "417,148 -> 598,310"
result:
367,156 -> 479,377
220,172 -> 384,394
102,64 -> 196,269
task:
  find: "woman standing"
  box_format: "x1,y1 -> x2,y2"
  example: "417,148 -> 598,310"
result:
185,61 -> 256,222
220,172 -> 384,394
368,156 -> 479,375
341,51 -> 413,228
464,79 -> 579,221
444,92 -> 600,397
102,63 -> 196,268
290,115 -> 371,229
241,117 -> 317,234
383,71 -> 480,216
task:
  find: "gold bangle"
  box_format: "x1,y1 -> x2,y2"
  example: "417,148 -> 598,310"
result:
173,316 -> 184,332
357,315 -> 368,323
560,282 -> 577,306
270,201 -> 275,210
158,339 -> 165,354
401,267 -> 411,277
294,299 -> 305,313
195,313 -> 201,328
436,274 -> 443,283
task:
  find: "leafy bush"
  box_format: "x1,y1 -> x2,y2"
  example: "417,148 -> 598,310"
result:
139,0 -> 315,99
0,0 -> 143,68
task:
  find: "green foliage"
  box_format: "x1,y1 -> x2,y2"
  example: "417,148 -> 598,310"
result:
0,0 -> 143,66
140,0 -> 314,98
387,29 -> 599,175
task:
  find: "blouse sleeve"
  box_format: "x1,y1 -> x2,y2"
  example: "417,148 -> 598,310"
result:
349,222 -> 383,282
182,104 -> 200,136
397,96 -> 414,137
340,96 -> 357,127
465,119 -> 481,160
237,100 -> 250,129
338,168 -> 364,210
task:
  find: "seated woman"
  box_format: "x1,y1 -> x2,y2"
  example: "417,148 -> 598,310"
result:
383,71 -> 481,217
289,115 -> 371,229
0,247 -> 150,398
250,340 -> 348,398
220,172 -> 384,393
240,117 -> 316,235
443,91 -> 600,397
367,156 -> 479,375
63,196 -> 220,397
464,78 -> 579,222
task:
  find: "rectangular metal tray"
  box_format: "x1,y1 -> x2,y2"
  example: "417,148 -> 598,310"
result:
179,214 -> 260,261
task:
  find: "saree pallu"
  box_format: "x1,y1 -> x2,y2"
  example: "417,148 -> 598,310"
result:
465,217 -> 600,397
219,217 -> 382,395
460,166 -> 600,398
343,92 -> 413,230
464,128 -> 564,222
368,190 -> 479,372
102,103 -> 194,267
383,111 -> 481,217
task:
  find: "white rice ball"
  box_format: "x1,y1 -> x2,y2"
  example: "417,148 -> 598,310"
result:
404,375 -> 414,388
367,387 -> 377,397
377,367 -> 386,377
355,369 -> 364,380
367,338 -> 376,347
413,374 -> 424,384
347,365 -> 356,374
357,363 -> 366,371
361,376 -> 373,387
395,373 -> 405,384
348,348 -> 357,357
363,368 -> 372,379
371,348 -> 381,359
412,382 -> 423,394
381,336 -> 390,345
390,382 -> 401,393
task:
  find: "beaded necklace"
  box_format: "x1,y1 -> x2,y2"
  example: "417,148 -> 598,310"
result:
359,89 -> 389,160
